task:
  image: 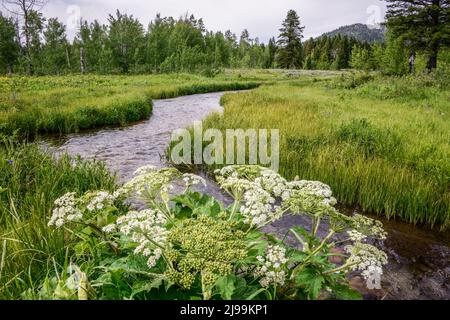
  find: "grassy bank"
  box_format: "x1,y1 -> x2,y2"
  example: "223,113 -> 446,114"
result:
0,138 -> 117,299
200,73 -> 450,229
0,72 -> 272,137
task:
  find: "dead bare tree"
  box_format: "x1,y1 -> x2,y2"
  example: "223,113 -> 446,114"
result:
2,0 -> 47,75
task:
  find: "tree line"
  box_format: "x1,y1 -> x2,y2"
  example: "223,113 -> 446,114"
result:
0,0 -> 448,76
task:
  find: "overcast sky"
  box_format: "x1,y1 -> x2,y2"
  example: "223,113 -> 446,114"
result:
37,0 -> 387,42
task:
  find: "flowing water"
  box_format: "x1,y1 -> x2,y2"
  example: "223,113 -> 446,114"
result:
43,91 -> 449,300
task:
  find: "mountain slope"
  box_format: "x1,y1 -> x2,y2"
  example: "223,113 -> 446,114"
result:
321,23 -> 385,43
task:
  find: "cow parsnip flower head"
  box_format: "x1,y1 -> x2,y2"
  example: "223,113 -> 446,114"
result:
48,192 -> 83,228
254,169 -> 288,198
254,245 -> 288,288
214,165 -> 265,181
122,167 -> 181,201
133,165 -> 157,176
48,190 -> 119,228
347,230 -> 367,242
215,174 -> 256,200
106,209 -> 168,268
240,187 -> 282,227
282,187 -> 336,217
215,166 -> 287,197
345,242 -> 388,282
83,191 -> 116,212
182,173 -> 207,189
351,214 -> 387,240
166,215 -> 247,290
283,180 -> 337,206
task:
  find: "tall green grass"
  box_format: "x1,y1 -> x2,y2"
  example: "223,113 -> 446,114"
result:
200,74 -> 450,229
0,73 -> 263,137
0,138 -> 117,299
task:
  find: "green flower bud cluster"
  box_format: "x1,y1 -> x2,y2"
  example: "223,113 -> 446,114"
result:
165,215 -> 247,289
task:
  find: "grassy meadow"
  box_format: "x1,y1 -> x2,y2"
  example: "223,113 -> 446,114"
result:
0,71 -> 276,137
201,72 -> 450,229
0,70 -> 449,300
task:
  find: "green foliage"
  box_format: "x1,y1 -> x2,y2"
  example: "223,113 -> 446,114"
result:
371,30 -> 409,76
1,11 -> 276,75
330,72 -> 374,89
303,35 -> 362,71
350,45 -> 373,71
107,10 -> 145,73
385,0 -> 450,71
42,18 -> 69,75
1,4 -> 448,75
0,14 -> 20,74
335,119 -> 404,160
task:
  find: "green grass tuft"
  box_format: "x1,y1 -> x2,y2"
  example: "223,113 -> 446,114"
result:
0,137 -> 117,299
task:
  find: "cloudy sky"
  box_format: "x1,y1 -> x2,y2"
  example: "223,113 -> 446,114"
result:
38,0 -> 387,42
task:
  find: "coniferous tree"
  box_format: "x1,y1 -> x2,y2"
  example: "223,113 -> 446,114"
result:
264,37 -> 277,68
350,44 -> 372,71
385,0 -> 450,71
276,10 -> 305,69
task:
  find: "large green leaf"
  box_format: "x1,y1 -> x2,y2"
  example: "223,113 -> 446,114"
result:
130,275 -> 165,298
215,274 -> 237,300
295,267 -> 325,300
332,284 -> 363,300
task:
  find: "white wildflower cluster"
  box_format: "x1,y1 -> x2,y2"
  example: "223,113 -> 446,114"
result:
347,230 -> 367,242
85,191 -> 116,212
283,180 -> 337,206
48,192 -> 82,228
216,167 -> 285,226
214,165 -> 263,180
281,187 -> 336,217
182,173 -> 207,189
352,214 -> 387,240
345,242 -> 388,284
214,166 -> 237,177
215,173 -> 256,200
254,169 -> 287,197
254,245 -> 288,288
241,187 -> 281,227
122,167 -> 179,201
133,165 -> 157,176
48,190 -> 120,229
215,166 -> 341,226
104,209 -> 168,268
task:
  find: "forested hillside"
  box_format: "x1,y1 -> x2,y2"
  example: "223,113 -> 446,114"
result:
321,23 -> 385,43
